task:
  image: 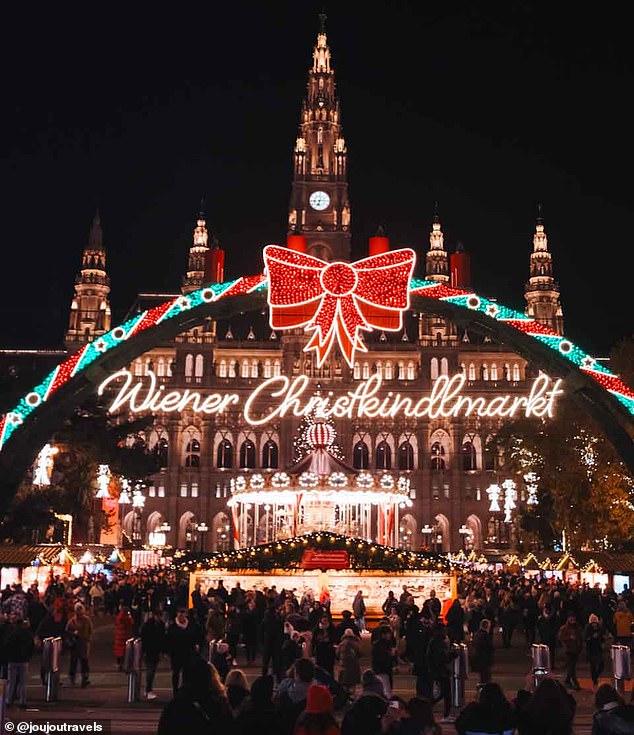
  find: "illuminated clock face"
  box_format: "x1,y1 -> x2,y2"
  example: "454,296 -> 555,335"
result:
309,190 -> 330,211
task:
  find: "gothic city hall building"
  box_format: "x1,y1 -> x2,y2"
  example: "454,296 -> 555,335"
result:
5,19 -> 566,555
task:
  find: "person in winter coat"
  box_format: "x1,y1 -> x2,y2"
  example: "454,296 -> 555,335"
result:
455,681 -> 516,735
34,606 -> 67,685
4,612 -> 35,708
313,615 -> 337,677
166,606 -> 203,695
240,599 -> 259,664
260,599 -> 284,680
210,639 -> 233,682
140,608 -> 165,700
113,602 -> 135,671
558,612 -> 583,690
592,683 -> 634,735
225,667 -> 250,713
205,600 -> 226,643
536,605 -> 559,670
412,615 -> 434,699
293,683 -> 340,735
426,624 -> 456,722
470,619 -> 494,685
371,624 -> 396,698
445,598 -> 465,644
614,601 -> 634,647
157,657 -> 235,735
584,613 -> 606,689
515,677 -> 576,735
341,675 -> 388,735
65,602 -> 93,687
234,674 -> 280,735
353,590 -> 367,633
336,628 -> 361,696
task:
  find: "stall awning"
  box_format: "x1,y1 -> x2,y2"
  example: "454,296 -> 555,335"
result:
0,544 -> 69,567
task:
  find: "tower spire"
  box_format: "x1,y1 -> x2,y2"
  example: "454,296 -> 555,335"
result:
65,210 -> 111,349
182,202 -> 211,294
287,14 -> 351,261
524,204 -> 564,334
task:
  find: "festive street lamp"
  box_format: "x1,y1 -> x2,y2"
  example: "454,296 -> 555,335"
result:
421,524 -> 433,549
131,487 -> 146,545
118,481 -> 131,546
197,522 -> 209,552
459,524 -> 473,550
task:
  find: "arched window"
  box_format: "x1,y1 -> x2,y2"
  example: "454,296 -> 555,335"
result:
362,362 -> 370,379
407,362 -> 415,380
353,441 -> 369,470
241,360 -> 249,378
375,361 -> 383,378
430,358 -> 439,380
513,363 -> 521,381
468,363 -> 476,381
273,360 -> 281,377
430,441 -> 445,471
262,439 -> 279,469
239,440 -> 256,469
441,357 -> 449,375
251,360 -> 258,378
184,437 -> 200,467
376,441 -> 392,470
385,361 -> 393,380
264,360 -> 272,378
134,359 -> 143,377
153,438 -> 169,468
194,354 -> 204,380
483,437 -> 496,471
398,362 -> 405,379
353,362 -> 361,379
217,439 -> 233,469
229,360 -> 237,378
398,441 -> 415,471
461,440 -> 477,471
491,363 -> 498,381
157,358 -> 166,377
482,363 -> 489,381
218,360 -> 227,378
185,354 -> 194,379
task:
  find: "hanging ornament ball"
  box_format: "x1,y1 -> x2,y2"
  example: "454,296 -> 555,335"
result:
306,422 -> 336,449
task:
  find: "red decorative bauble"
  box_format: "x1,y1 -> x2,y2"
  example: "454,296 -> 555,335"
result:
306,422 -> 336,449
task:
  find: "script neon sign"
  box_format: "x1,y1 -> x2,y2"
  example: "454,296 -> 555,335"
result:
98,370 -> 563,426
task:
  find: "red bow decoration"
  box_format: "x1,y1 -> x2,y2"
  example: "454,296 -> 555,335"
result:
263,245 -> 416,367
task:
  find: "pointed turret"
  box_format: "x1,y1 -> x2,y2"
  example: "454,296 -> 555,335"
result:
65,210 -> 112,350
182,199 -> 213,294
524,204 -> 564,335
419,204 -> 458,346
425,202 -> 449,283
287,13 -> 351,262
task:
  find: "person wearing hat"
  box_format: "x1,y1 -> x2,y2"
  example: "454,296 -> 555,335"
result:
341,671 -> 388,735
584,612 -> 606,689
592,683 -> 634,734
65,602 -> 93,687
336,628 -> 361,698
294,683 -> 339,735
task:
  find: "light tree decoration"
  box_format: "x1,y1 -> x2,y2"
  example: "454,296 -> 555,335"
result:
33,442 -> 59,487
524,471 -> 539,506
95,464 -> 111,499
486,483 -> 501,512
502,479 -> 517,522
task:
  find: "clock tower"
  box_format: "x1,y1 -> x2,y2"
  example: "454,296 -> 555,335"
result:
288,14 -> 351,262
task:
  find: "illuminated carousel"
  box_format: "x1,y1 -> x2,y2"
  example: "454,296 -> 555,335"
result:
227,420 -> 413,548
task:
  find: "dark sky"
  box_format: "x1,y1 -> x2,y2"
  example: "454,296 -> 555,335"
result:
2,3 -> 632,357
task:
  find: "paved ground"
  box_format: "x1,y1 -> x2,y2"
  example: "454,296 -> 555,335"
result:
2,615 -> 629,734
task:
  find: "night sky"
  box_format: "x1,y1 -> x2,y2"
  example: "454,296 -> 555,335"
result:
2,3 -> 632,357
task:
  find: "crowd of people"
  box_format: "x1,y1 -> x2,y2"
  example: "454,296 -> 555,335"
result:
2,564 -> 634,734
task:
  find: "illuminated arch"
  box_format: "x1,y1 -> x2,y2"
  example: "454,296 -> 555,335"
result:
0,269 -> 632,507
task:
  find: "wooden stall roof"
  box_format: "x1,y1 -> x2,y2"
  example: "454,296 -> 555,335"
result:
0,544 -> 67,567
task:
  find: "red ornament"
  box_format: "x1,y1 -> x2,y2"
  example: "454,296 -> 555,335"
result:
264,245 -> 416,366
306,422 -> 336,449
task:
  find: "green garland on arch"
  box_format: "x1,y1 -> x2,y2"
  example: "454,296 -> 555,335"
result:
173,531 -> 453,574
